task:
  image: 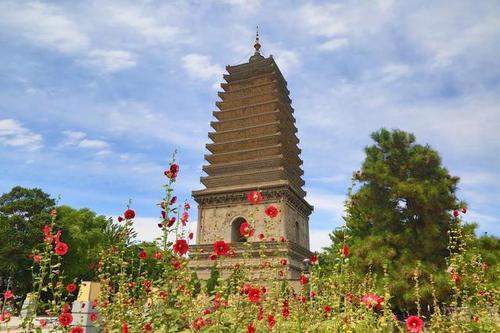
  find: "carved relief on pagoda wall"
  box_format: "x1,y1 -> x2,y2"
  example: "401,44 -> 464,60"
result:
197,201 -> 285,244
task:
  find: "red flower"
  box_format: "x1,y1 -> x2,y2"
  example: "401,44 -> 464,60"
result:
70,326 -> 84,333
282,305 -> 290,318
173,239 -> 189,256
0,311 -> 11,323
279,258 -> 288,266
3,290 -> 13,300
324,305 -> 332,314
405,315 -> 424,333
265,205 -> 279,218
122,322 -> 128,333
310,255 -> 318,264
342,243 -> 349,257
361,293 -> 384,310
170,196 -> 177,205
247,322 -> 255,333
33,254 -> 42,263
248,287 -> 260,304
118,216 -> 124,222
143,323 -> 153,332
299,274 -> 309,285
138,250 -> 148,260
90,313 -> 98,322
58,312 -> 73,327
213,240 -> 230,256
37,319 -> 47,327
258,306 -> 264,320
239,222 -> 254,237
247,191 -> 263,205
185,203 -> 191,210
66,283 -> 77,294
188,232 -> 194,240
267,314 -> 276,329
124,209 -> 135,220
55,242 -> 69,256
170,163 -> 179,174
181,211 -> 189,225
453,210 -> 459,218
462,207 -> 467,214
171,258 -> 181,270
258,233 -> 265,240
167,217 -> 176,227
209,253 -> 217,260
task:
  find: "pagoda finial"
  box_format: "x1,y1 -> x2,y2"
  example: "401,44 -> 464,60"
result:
249,26 -> 264,62
254,26 -> 261,53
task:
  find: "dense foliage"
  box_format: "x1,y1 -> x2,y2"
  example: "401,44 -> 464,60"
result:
325,129 -> 498,314
0,187 -> 112,298
1,150 -> 498,332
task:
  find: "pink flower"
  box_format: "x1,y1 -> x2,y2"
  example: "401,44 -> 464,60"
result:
3,290 -> 13,300
247,191 -> 263,205
405,315 -> 424,333
453,210 -> 459,218
361,293 -> 384,310
66,283 -> 77,294
55,242 -> 69,256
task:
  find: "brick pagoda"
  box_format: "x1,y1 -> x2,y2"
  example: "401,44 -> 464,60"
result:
190,32 -> 313,280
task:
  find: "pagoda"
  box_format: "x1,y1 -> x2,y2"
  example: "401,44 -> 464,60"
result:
190,31 -> 313,280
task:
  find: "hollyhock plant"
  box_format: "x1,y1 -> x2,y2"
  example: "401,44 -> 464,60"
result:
173,239 -> 189,256
406,315 -> 424,332
247,191 -> 263,205
55,241 -> 69,256
248,287 -> 261,304
361,293 -> 384,310
213,240 -> 230,256
66,283 -> 77,294
58,312 -> 73,327
3,290 -> 13,300
264,205 -> 279,218
138,249 -> 148,260
342,243 -> 349,257
124,209 -> 135,220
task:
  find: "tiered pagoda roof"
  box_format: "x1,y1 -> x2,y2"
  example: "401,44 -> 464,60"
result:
193,34 -> 307,199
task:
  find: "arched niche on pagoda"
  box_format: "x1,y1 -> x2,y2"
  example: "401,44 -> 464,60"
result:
231,216 -> 247,243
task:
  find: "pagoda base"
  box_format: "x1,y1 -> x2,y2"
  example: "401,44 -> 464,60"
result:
188,241 -> 313,281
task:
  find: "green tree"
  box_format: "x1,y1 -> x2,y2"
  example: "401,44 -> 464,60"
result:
55,205 -> 112,282
0,187 -> 55,295
0,187 -> 112,296
325,128 -> 465,313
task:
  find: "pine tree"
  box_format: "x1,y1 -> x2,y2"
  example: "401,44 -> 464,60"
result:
327,128 -> 465,313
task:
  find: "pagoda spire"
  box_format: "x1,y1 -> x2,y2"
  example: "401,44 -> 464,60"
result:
249,26 -> 264,62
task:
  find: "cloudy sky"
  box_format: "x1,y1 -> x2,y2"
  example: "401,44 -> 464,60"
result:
1,0 -> 499,251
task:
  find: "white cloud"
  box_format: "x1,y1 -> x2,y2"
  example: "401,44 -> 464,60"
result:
105,4 -> 178,43
61,130 -> 109,150
317,38 -> 349,52
182,54 -> 224,81
0,119 -> 43,151
0,1 -> 89,53
309,229 -> 333,252
84,49 -> 137,72
79,139 -> 109,149
379,63 -> 412,82
307,192 -> 346,219
296,3 -> 347,38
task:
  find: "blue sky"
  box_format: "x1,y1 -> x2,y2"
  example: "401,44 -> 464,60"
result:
0,0 -> 499,251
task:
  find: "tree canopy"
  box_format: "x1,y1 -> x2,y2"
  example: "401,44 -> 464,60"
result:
325,128 -> 467,313
0,186 -> 112,296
